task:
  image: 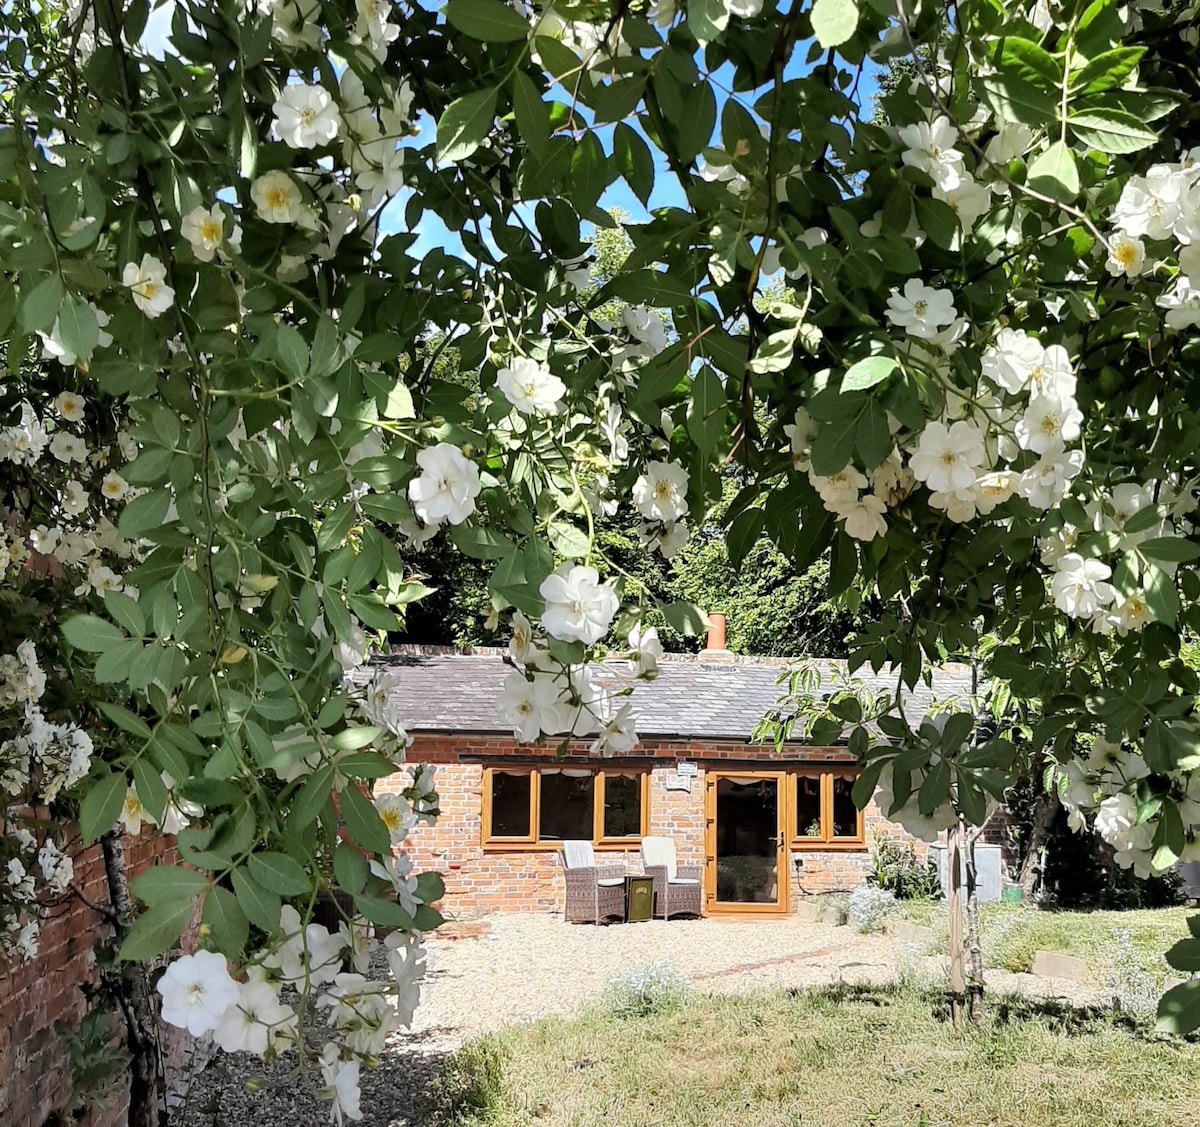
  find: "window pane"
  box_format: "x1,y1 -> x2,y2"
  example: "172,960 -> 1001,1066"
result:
831,775 -> 859,838
538,771 -> 595,841
602,774 -> 642,838
489,772 -> 532,837
795,775 -> 822,838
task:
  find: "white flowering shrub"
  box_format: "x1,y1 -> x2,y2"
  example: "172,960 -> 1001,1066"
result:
6,0 -> 1200,1110
605,960 -> 691,1019
847,886 -> 898,935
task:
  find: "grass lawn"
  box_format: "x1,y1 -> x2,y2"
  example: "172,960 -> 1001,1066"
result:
898,901 -> 1194,982
431,984 -> 1200,1127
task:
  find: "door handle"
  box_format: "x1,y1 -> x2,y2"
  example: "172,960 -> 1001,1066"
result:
778,832 -> 785,849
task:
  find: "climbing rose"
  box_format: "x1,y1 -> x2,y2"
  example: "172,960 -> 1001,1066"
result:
273,83 -> 342,148
251,170 -> 304,224
631,460 -> 689,523
122,254 -> 174,318
539,564 -> 618,644
407,443 -> 481,526
495,357 -> 566,414
157,951 -> 241,1035
908,420 -> 987,493
884,279 -> 957,339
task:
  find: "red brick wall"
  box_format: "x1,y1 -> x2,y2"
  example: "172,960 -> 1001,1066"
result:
0,831 -> 176,1127
383,734 -> 920,917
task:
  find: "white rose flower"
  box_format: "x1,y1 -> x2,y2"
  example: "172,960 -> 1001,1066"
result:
272,83 -> 342,148
629,622 -> 662,678
898,116 -> 966,191
54,391 -> 87,421
251,170 -> 304,224
374,793 -> 417,844
120,786 -> 154,836
1112,590 -> 1152,635
657,520 -> 689,559
122,254 -> 174,318
495,356 -> 566,414
839,493 -> 889,540
60,480 -> 89,517
319,1044 -> 364,1124
1105,232 -> 1146,278
972,470 -> 1019,514
266,905 -> 347,988
180,204 -> 229,262
632,460 -> 690,523
810,464 -> 868,509
49,432 -> 88,463
100,470 -> 129,501
1018,446 -> 1084,509
1094,792 -> 1138,848
360,670 -> 410,740
884,279 -> 957,339
1050,553 -> 1117,618
211,969 -> 296,1056
539,564 -> 619,645
783,406 -> 814,471
909,419 -> 987,494
157,951 -> 241,1035
497,670 -> 566,741
591,701 -> 639,757
1015,394 -> 1083,455
407,442 -> 481,526
980,327 -> 1043,394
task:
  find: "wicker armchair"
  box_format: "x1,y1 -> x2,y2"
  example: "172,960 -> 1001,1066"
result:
640,836 -> 703,919
560,840 -> 626,924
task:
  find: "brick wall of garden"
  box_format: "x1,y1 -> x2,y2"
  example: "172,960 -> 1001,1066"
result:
382,734 -> 921,918
0,830 -> 177,1127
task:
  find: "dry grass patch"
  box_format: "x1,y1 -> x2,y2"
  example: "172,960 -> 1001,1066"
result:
431,983 -> 1200,1127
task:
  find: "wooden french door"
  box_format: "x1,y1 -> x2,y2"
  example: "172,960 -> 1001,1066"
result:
704,771 -> 789,915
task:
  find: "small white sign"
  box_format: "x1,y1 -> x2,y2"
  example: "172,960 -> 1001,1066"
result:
664,775 -> 692,792
676,761 -> 698,777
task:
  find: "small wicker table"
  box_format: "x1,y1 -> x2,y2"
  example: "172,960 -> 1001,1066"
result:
624,875 -> 654,923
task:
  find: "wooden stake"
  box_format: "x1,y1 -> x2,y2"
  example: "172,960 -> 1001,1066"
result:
948,819 -> 965,1031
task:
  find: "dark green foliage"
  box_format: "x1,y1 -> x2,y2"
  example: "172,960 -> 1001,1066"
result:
867,832 -> 943,900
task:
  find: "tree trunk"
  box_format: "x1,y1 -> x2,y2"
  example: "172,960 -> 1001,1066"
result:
1018,791 -> 1058,899
100,831 -> 163,1127
964,825 -> 985,1026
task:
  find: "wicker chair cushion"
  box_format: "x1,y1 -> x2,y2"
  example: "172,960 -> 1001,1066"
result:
667,877 -> 700,884
562,840 -> 597,869
597,877 -> 625,886
640,836 -> 677,879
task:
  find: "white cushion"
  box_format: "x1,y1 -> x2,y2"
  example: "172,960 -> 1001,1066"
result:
597,877 -> 625,887
562,840 -> 596,870
640,836 -> 677,880
667,878 -> 699,885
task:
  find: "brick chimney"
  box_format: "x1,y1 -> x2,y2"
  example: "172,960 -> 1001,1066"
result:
704,612 -> 727,653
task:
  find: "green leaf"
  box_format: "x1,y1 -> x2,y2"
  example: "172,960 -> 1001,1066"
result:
1026,140 -> 1080,203
687,0 -> 727,45
118,489 -> 172,539
353,894 -> 414,929
96,701 -> 152,739
810,0 -> 858,49
445,0 -> 531,41
63,614 -> 126,652
334,841 -> 370,894
1165,938 -> 1200,973
614,123 -> 654,207
1069,110 -> 1158,155
978,75 -> 1058,128
567,131 -> 609,213
606,270 -> 693,307
340,784 -> 391,855
1157,978 -> 1200,1036
57,294 -> 100,363
810,409 -> 862,477
661,600 -> 708,636
842,356 -> 897,392
450,525 -> 516,560
917,757 -> 950,816
130,865 -> 209,904
511,70 -> 550,155
19,274 -> 64,334
854,400 -> 891,471
289,763 -> 336,831
997,37 -> 1062,93
118,898 -> 196,961
852,759 -> 886,811
940,713 -> 975,755
1070,47 -> 1144,94
247,851 -> 310,897
415,871 -> 446,904
725,507 -> 765,569
436,87 -> 499,164
1139,537 -> 1200,564
687,365 -> 726,457
79,772 -> 129,843
202,885 -> 249,955
231,867 -> 281,932
959,738 -> 1015,769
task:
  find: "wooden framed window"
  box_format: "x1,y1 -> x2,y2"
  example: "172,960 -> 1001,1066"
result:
481,767 -> 648,849
790,768 -> 864,848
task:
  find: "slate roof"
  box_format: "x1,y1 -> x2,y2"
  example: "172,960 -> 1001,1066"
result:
365,647 -> 977,743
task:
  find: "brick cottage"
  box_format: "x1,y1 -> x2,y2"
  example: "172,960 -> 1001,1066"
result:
373,638 -> 975,920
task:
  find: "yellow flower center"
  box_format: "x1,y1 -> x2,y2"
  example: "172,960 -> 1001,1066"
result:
913,300 -> 928,316
653,480 -> 673,500
199,218 -> 222,244
266,187 -> 289,210
1115,243 -> 1136,267
380,807 -> 403,831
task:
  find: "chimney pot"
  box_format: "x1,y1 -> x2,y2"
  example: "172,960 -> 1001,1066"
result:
705,612 -> 727,652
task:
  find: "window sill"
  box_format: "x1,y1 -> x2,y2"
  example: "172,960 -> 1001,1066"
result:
480,839 -> 644,852
790,840 -> 867,852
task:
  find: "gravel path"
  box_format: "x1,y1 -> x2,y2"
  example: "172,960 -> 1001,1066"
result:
172,913 -> 1109,1126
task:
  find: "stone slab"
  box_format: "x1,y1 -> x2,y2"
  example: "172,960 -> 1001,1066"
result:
1030,949 -> 1089,982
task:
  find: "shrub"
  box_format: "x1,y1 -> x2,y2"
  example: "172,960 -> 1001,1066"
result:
867,833 -> 943,901
604,961 -> 691,1019
847,886 -> 897,934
